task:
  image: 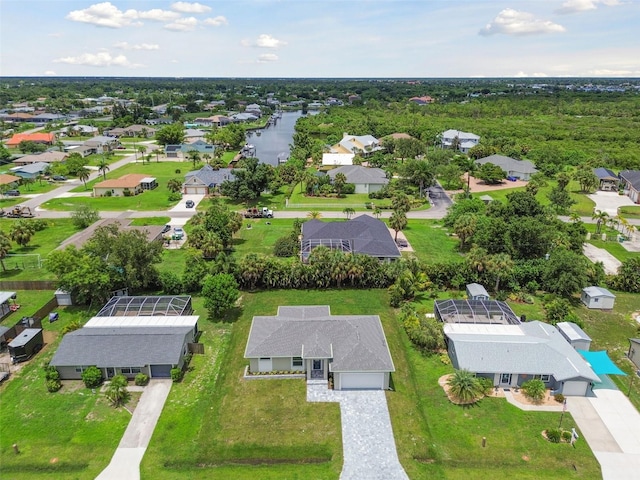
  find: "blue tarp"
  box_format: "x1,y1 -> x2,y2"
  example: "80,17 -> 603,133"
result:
578,350 -> 627,376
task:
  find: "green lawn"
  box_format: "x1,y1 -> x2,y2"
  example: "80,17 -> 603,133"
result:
129,216 -> 171,227
0,290 -> 56,327
401,220 -> 462,263
619,205 -> 640,219
587,238 -> 637,262
231,218 -> 296,257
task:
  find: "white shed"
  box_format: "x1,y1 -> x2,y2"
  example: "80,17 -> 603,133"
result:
557,322 -> 592,351
581,286 -> 616,310
466,283 -> 490,301
55,289 -> 73,306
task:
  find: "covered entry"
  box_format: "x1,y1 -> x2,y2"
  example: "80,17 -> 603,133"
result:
338,372 -> 384,390
150,364 -> 172,378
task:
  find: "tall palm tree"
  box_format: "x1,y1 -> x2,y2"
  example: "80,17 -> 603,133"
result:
78,167 -> 90,189
187,150 -> 201,169
202,153 -> 212,165
97,157 -> 110,181
333,172 -> 347,197
591,210 -> 609,235
487,253 -> 514,292
0,231 -> 11,272
343,207 -> 355,220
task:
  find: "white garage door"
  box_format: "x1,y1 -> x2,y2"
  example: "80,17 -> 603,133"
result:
562,381 -> 589,396
340,372 -> 384,390
186,187 -> 206,195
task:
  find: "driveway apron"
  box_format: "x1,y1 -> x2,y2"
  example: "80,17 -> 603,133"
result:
96,380 -> 172,480
307,382 -> 408,480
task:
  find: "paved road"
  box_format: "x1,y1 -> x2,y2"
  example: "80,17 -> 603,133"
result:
96,380 -> 172,480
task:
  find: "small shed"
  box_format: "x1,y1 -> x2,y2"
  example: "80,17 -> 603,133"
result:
628,339 -> 640,370
466,283 -> 490,301
581,286 -> 616,310
55,289 -> 73,306
557,322 -> 592,351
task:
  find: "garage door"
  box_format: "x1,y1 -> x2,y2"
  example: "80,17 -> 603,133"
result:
562,381 -> 589,396
150,364 -> 172,378
340,372 -> 384,390
185,187 -> 206,195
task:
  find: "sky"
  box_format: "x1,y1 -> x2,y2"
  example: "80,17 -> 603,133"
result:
0,0 -> 639,78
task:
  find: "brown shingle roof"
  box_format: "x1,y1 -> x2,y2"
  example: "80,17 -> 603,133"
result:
0,174 -> 21,185
94,174 -> 150,189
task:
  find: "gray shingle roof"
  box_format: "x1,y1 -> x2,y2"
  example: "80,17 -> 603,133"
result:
445,321 -> 600,382
619,170 -> 640,190
50,326 -> 192,368
244,306 -> 395,373
185,165 -> 235,186
593,167 -> 617,180
475,155 -> 538,175
301,214 -> 401,259
327,165 -> 388,185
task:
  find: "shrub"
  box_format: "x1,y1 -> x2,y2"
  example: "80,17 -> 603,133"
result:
134,373 -> 149,386
175,169 -> 181,174
31,219 -> 48,231
44,365 -> 60,381
81,366 -> 103,388
46,379 -> 62,392
61,319 -> 83,335
521,379 -> 546,403
168,192 -> 182,202
562,430 -> 572,442
546,428 -> 562,443
478,376 -> 494,395
439,353 -> 451,365
170,368 -> 183,382
159,270 -> 183,295
554,393 -> 565,403
273,235 -> 300,257
105,374 -> 130,407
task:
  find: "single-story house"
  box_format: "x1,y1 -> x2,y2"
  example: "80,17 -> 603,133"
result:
321,153 -> 354,167
66,144 -> 96,157
32,113 -> 67,124
581,286 -> 616,310
231,112 -> 259,123
301,214 -> 401,262
244,305 -> 395,390
93,174 -> 157,197
165,140 -> 216,159
50,295 -> 197,379
83,135 -> 120,153
619,170 -> 640,204
105,125 -> 156,138
444,321 -> 600,396
245,103 -> 262,116
628,339 -> 640,371
330,133 -> 383,157
0,174 -> 21,188
326,165 -> 388,194
13,151 -> 68,166
192,115 -> 231,127
59,124 -> 99,136
557,322 -> 592,351
441,129 -> 480,153
466,283 -> 490,301
5,132 -> 55,147
475,155 -> 538,181
11,161 -> 49,179
594,168 -> 619,191
183,164 -> 235,195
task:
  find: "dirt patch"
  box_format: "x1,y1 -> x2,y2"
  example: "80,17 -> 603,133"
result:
510,388 -> 563,407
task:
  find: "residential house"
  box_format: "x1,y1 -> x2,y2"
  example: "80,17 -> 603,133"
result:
244,305 -> 395,390
628,339 -> 640,371
409,96 -> 434,105
183,165 -> 235,195
5,132 -> 55,147
13,151 -> 67,166
231,112 -> 259,123
301,214 -> 401,262
475,154 -> 538,180
330,133 -> 383,157
0,174 -> 21,189
192,115 -> 231,127
326,165 -> 388,194
145,117 -> 173,126
50,295 -> 198,380
619,170 -> 640,203
0,112 -> 35,123
106,125 -> 156,138
93,174 -> 157,197
66,144 -> 97,158
321,153 -> 354,167
11,162 -> 50,179
581,286 -> 616,310
59,124 -> 99,136
441,129 -> 480,153
165,140 -> 216,160
184,129 -> 207,143
83,135 -> 120,153
31,113 -> 67,124
466,283 -> 490,301
594,167 -> 619,191
444,321 -> 600,396
245,103 -> 262,116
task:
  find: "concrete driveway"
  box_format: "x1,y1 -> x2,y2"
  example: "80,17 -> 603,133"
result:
169,194 -> 205,212
96,380 -> 172,480
307,381 -> 408,480
588,191 -> 635,216
583,243 -> 622,275
568,388 -> 640,479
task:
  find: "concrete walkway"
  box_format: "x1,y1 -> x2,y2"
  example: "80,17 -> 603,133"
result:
96,380 -> 172,480
567,388 -> 640,479
307,381 -> 408,480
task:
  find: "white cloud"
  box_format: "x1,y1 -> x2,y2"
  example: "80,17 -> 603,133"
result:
203,16 -> 228,27
479,9 -> 566,36
53,51 -> 141,68
556,0 -> 622,15
589,68 -> 639,76
164,16 -> 199,31
44,70 -> 57,76
257,53 -> 279,63
242,34 -> 287,49
66,2 -> 181,28
514,71 -> 549,77
114,42 -> 160,50
171,2 -> 211,14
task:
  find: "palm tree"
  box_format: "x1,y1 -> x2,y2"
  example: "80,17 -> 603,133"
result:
202,153 -> 212,165
97,157 -> 110,181
373,207 -> 382,219
307,211 -> 321,219
487,253 -> 514,292
343,207 -> 355,220
447,369 -> 483,404
105,375 -> 130,407
391,192 -> 411,214
9,221 -> 35,248
78,167 -> 90,189
187,150 -> 201,169
167,178 -> 183,194
389,211 -> 407,241
333,172 -> 347,197
592,210 -> 609,235
466,245 -> 489,275
0,231 -> 11,272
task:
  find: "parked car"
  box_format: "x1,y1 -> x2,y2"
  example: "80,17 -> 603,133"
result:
5,190 -> 20,196
162,225 -> 171,234
185,200 -> 195,208
52,175 -> 67,181
172,227 -> 184,240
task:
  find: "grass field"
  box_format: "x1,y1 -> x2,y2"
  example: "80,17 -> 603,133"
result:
401,220 -> 461,263
619,205 -> 640,219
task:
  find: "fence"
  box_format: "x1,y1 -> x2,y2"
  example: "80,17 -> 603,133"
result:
0,280 -> 58,290
188,343 -> 205,355
4,254 -> 43,270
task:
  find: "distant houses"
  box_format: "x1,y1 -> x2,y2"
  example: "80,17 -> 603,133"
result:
93,174 -> 157,197
475,154 -> 538,181
326,165 -> 388,194
330,133 -> 383,157
441,129 -> 480,154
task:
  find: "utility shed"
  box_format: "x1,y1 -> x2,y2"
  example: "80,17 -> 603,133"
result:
628,339 -> 640,370
581,286 -> 616,310
557,322 -> 592,351
466,283 -> 490,300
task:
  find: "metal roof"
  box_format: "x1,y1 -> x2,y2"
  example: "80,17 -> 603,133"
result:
85,315 -> 198,328
8,328 -> 42,348
557,322 -> 591,342
582,286 -> 616,298
0,291 -> 16,304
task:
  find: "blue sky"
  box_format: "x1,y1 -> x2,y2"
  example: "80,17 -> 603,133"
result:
1,0 -> 638,77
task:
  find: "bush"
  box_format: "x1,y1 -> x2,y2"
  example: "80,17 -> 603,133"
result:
554,393 -> 565,403
46,379 -> 62,392
159,270 -> 183,295
31,219 -> 48,231
521,379 -> 546,403
273,234 -> 300,257
170,368 -> 183,382
44,365 -> 60,381
478,376 -> 494,395
134,373 -> 149,386
61,319 -> 83,335
562,430 -> 572,442
81,366 -> 103,388
546,428 -> 562,443
168,192 -> 182,202
439,353 -> 451,365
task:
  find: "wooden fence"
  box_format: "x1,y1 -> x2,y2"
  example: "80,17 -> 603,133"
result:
0,280 -> 58,291
188,343 -> 205,355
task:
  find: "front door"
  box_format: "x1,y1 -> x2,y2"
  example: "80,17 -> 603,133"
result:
106,367 -> 115,379
500,373 -> 512,386
311,359 -> 323,379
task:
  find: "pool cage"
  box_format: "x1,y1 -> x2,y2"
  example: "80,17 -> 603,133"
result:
434,299 -> 521,325
96,295 -> 193,317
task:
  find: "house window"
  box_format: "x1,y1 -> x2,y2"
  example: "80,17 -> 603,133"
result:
534,374 -> 551,382
594,298 -> 599,303
292,357 -> 303,368
75,366 -> 89,373
121,367 -> 142,374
